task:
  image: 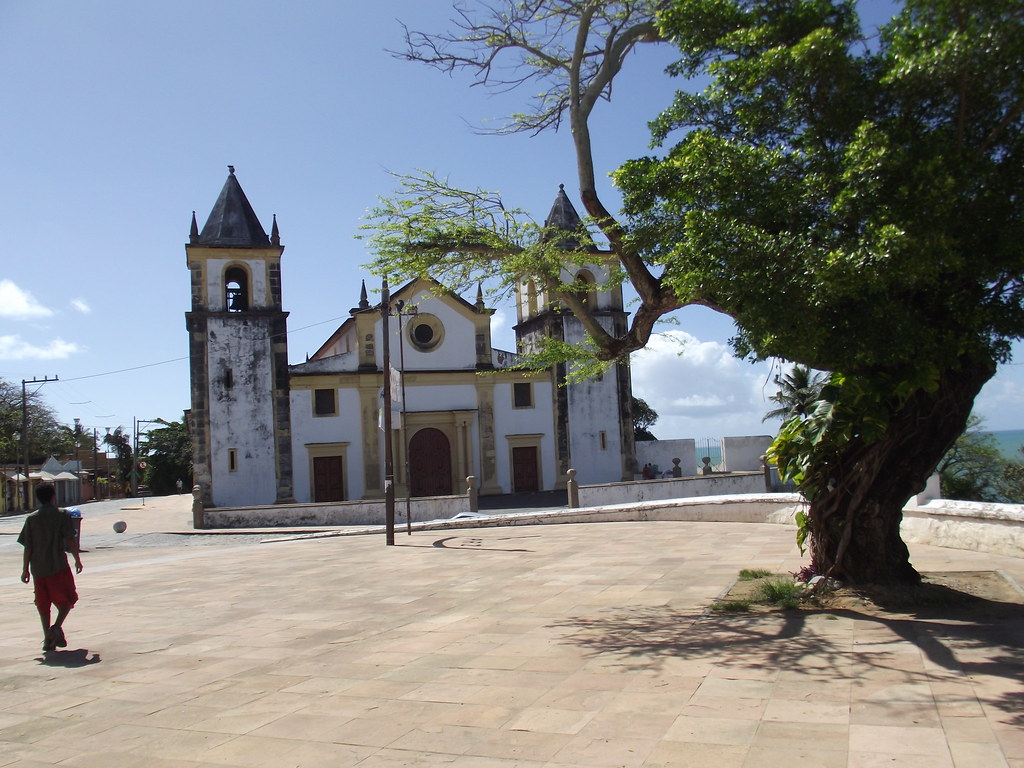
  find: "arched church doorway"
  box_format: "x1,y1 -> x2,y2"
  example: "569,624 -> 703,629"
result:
408,427 -> 452,496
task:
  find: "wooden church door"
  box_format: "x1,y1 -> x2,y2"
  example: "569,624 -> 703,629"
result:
408,428 -> 453,497
512,446 -> 539,492
313,456 -> 345,502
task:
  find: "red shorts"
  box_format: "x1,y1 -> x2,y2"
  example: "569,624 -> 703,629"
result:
33,567 -> 78,611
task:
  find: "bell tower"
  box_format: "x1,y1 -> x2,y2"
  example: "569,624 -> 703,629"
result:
513,185 -> 636,484
185,167 -> 294,507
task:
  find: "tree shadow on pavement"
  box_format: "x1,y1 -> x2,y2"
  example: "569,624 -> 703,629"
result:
550,602 -> 1024,726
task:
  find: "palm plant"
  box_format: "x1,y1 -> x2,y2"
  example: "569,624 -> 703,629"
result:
764,365 -> 828,423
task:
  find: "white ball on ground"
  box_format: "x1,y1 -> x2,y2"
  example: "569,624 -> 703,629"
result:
113,521 -> 127,534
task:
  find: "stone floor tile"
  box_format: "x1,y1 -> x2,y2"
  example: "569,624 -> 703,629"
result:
662,715 -> 759,746
641,741 -> 748,768
742,745 -> 847,768
681,695 -> 767,720
203,733 -> 374,767
549,735 -> 656,767
752,721 -> 849,751
762,697 -> 850,724
848,751 -> 954,768
950,741 -> 1011,768
851,699 -> 942,727
503,706 -> 596,735
849,724 -> 951,756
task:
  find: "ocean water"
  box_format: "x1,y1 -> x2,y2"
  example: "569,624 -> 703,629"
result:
989,430 -> 1024,461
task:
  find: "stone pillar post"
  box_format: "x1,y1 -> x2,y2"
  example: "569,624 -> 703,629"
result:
566,468 -> 579,509
192,484 -> 205,529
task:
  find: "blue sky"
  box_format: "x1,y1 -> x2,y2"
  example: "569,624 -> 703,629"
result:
2,0 -> 1021,446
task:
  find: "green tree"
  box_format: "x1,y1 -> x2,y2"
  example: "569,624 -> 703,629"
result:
140,418 -> 192,496
614,0 -> 1024,583
368,1 -> 1023,584
0,378 -> 76,465
366,1 -> 678,371
998,447 -> 1024,503
763,365 -> 828,424
632,396 -> 659,441
937,416 -> 1006,502
103,427 -> 133,489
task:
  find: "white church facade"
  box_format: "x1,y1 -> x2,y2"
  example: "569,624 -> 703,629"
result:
185,169 -> 635,509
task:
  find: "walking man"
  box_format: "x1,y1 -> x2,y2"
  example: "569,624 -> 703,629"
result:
19,483 -> 84,652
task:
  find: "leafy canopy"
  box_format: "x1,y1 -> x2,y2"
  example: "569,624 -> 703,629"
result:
617,0 -> 1024,374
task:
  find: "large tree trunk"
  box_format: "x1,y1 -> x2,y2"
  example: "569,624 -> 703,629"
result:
808,357 -> 996,585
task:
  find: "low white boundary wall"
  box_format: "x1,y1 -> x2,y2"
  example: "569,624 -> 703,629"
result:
196,481 -> 1024,561
407,494 -> 806,531
579,472 -> 767,506
902,499 -> 1024,559
203,494 -> 467,529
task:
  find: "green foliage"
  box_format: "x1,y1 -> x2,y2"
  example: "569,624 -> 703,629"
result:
763,365 -> 828,424
0,378 -> 76,464
999,446 -> 1024,503
618,0 -> 1024,374
632,396 -> 659,441
755,576 -> 803,609
102,427 -> 133,483
738,568 -> 773,580
938,415 -> 1005,501
794,508 -> 810,555
767,367 -> 938,500
710,599 -> 752,612
141,418 -> 192,496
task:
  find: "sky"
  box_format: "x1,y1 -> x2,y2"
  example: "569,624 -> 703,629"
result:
1,0 -> 1022,449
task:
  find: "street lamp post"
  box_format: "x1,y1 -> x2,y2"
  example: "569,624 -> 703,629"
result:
381,277 -> 396,545
394,300 -> 412,535
12,431 -> 22,512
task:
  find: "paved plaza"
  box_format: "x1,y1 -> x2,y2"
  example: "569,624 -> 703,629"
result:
1,495 -> 1022,767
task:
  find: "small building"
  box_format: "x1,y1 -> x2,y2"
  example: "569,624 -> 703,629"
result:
185,170 -> 635,509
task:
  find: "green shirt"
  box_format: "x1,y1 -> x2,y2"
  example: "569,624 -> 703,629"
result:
18,504 -> 74,579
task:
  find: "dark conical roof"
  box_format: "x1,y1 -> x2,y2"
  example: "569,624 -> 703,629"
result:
193,167 -> 271,247
542,184 -> 592,251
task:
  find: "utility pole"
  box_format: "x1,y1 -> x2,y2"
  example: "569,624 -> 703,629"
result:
20,375 -> 58,511
381,277 -> 395,545
92,428 -> 99,501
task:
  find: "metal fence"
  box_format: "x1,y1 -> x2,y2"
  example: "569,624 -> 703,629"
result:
694,437 -> 724,472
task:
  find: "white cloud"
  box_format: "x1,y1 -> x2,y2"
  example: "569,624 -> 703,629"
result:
0,279 -> 52,319
0,335 -> 79,360
631,330 -> 777,440
70,298 -> 91,314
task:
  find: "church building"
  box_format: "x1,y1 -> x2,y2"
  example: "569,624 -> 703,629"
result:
185,169 -> 635,508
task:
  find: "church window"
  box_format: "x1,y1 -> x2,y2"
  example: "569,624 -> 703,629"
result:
314,388 -> 337,416
414,323 -> 433,345
599,431 -> 608,450
407,313 -> 444,352
573,269 -> 598,308
228,449 -> 237,472
225,266 -> 249,312
513,382 -> 533,409
224,368 -> 233,390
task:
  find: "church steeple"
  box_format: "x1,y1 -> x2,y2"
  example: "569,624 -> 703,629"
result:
193,166 -> 271,247
542,184 -> 594,252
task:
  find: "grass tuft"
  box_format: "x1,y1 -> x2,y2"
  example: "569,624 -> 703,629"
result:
738,568 -> 774,581
710,600 -> 752,612
756,576 -> 804,609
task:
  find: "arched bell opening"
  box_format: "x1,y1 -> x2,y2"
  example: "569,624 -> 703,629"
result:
224,266 -> 250,312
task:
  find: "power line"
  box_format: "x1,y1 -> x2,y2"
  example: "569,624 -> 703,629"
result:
57,314 -> 350,384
